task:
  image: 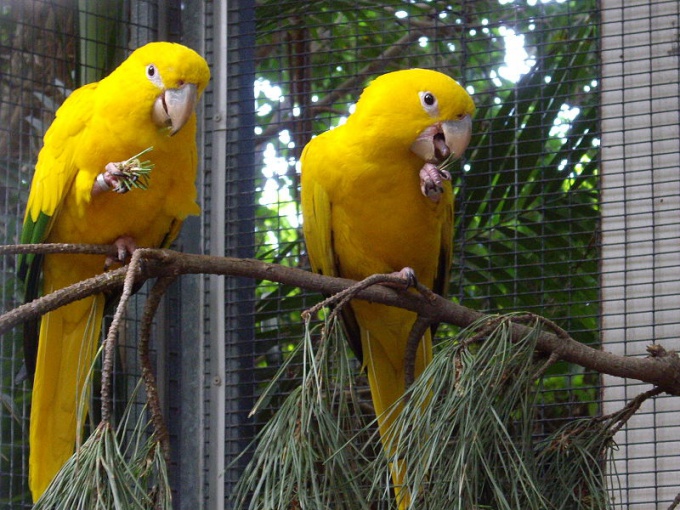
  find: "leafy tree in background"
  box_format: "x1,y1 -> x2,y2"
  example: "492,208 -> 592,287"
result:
251,0 -> 600,423
240,2 -> 604,507
0,0 -> 602,505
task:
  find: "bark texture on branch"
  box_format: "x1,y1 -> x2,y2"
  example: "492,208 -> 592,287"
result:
2,244 -> 680,395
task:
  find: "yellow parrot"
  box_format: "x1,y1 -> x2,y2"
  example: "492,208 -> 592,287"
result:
17,42 -> 210,501
300,69 -> 475,508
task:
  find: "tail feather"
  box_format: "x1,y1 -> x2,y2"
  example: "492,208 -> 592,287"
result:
29,293 -> 104,502
362,323 -> 433,510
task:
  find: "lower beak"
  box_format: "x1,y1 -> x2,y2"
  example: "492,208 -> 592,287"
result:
410,115 -> 473,163
151,83 -> 198,135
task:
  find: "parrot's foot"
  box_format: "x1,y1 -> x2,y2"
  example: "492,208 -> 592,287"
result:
391,267 -> 440,304
419,162 -> 452,203
104,235 -> 137,269
386,267 -> 418,290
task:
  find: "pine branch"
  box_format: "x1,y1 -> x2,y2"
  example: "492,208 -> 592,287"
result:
139,275 -> 177,459
2,243 -> 680,395
4,242 -> 677,507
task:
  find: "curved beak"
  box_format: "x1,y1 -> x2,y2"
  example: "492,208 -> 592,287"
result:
410,115 -> 473,163
151,83 -> 198,136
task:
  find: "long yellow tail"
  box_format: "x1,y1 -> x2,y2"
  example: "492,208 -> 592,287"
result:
29,290 -> 104,501
358,302 -> 433,510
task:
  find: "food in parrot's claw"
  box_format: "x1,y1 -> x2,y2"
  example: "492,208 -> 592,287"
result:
92,162 -> 132,195
91,147 -> 155,196
419,162 -> 452,202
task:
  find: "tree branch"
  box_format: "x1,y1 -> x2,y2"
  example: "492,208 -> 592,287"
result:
256,30 -> 425,144
3,244 -> 680,396
139,275 -> 176,459
100,248 -> 147,423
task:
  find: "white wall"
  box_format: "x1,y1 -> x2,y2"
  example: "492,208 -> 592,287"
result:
600,0 -> 680,507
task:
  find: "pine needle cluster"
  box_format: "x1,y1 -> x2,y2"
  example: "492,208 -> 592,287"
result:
235,313 -> 616,509
34,381 -> 171,510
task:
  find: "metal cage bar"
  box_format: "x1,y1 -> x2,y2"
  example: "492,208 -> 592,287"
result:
601,0 -> 680,507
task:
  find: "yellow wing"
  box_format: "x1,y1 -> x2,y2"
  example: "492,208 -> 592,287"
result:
18,84 -> 97,378
300,135 -> 336,278
23,85 -> 96,228
300,133 -> 365,357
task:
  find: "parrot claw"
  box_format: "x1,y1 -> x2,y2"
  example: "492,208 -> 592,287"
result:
389,267 -> 418,290
419,162 -> 451,203
104,236 -> 137,269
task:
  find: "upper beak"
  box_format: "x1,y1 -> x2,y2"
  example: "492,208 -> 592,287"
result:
151,83 -> 198,135
410,115 -> 473,163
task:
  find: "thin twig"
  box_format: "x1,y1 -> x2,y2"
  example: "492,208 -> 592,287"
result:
512,312 -> 572,344
507,314 -> 565,380
667,491 -> 680,510
306,269 -> 435,360
532,352 -> 561,381
0,266 -> 128,336
599,386 -> 664,437
100,250 -> 145,423
303,269 -> 434,320
404,316 -> 434,390
139,275 -> 176,460
4,243 -> 680,396
303,272 -> 410,320
462,315 -> 505,347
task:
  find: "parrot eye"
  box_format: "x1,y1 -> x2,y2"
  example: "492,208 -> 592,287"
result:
419,91 -> 439,115
145,64 -> 164,88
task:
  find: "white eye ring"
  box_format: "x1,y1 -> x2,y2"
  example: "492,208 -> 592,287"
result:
146,64 -> 164,87
420,90 -> 440,115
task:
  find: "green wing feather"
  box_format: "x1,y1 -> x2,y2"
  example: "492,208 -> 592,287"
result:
17,211 -> 53,378
17,84 -> 96,379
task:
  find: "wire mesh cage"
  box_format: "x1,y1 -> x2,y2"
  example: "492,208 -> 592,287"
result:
0,0 -> 678,509
600,0 -> 680,507
246,0 -> 602,508
0,0 -> 200,507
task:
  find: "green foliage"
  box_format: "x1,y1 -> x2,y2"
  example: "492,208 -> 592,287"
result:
236,314 -> 615,509
459,20 -> 599,340
235,320 -> 375,509
34,382 -> 171,510
249,0 -> 603,504
252,0 -> 601,416
393,315 -> 611,509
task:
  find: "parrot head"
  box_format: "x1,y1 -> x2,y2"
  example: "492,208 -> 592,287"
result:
349,68 -> 475,201
99,41 -> 211,137
351,68 -> 475,165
